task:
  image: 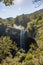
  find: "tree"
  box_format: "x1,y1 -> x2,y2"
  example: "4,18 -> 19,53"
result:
0,36 -> 18,62
0,36 -> 12,62
33,0 -> 43,7
33,0 -> 41,3
0,0 -> 14,6
15,16 -> 20,25
29,24 -> 37,37
0,0 -> 43,6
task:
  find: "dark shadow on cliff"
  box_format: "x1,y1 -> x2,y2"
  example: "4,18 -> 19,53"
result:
25,37 -> 38,52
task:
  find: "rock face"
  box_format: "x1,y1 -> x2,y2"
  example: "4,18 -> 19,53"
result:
0,24 -> 38,50
0,24 -> 20,44
0,24 -> 6,36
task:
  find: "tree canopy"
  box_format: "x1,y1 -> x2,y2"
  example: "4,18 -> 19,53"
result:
0,0 -> 42,6
0,0 -> 14,6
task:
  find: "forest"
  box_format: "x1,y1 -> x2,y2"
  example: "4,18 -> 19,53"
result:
0,9 -> 43,65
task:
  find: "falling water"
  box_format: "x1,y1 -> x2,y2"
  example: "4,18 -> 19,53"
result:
20,29 -> 26,49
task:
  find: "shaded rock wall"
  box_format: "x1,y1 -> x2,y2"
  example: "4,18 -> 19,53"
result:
0,24 -> 37,50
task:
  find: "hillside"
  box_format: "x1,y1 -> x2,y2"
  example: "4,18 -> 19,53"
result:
0,9 -> 43,27
0,9 -> 43,49
0,9 -> 43,65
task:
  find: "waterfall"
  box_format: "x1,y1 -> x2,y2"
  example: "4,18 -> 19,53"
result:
20,29 -> 26,49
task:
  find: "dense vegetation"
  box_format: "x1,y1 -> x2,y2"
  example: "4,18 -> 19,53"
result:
0,9 -> 43,65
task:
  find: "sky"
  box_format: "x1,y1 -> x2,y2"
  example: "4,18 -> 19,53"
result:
0,0 -> 43,19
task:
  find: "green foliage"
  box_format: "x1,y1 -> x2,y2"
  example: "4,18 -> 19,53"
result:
0,36 -> 18,62
0,0 -> 14,6
19,54 -> 26,62
19,49 -> 25,53
0,0 -> 42,6
0,36 -> 12,61
25,53 -> 33,61
0,9 -> 43,65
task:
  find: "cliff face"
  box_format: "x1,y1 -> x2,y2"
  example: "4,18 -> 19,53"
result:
0,24 -> 6,36
0,9 -> 43,50
0,24 -> 20,44
0,24 -> 38,51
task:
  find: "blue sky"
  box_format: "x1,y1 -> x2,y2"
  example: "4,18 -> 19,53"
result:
0,0 -> 43,19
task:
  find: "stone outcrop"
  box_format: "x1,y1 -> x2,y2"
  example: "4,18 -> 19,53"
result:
0,24 -> 37,50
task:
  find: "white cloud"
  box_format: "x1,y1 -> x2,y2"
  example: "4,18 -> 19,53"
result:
14,0 -> 23,5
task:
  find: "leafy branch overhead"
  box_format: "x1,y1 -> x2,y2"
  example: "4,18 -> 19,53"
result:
0,0 -> 14,6
0,0 -> 43,6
